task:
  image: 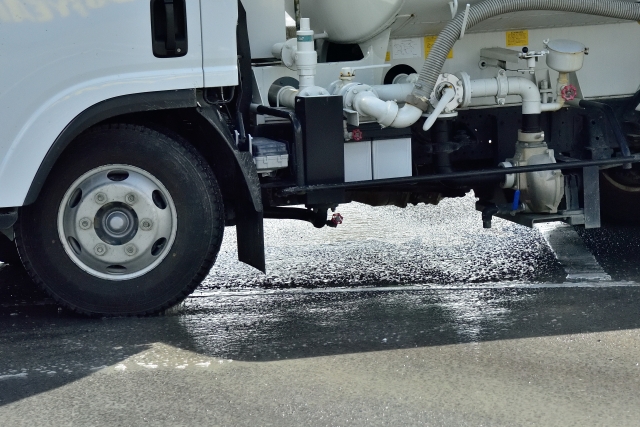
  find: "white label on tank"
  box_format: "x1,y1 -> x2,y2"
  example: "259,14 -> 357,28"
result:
391,38 -> 423,59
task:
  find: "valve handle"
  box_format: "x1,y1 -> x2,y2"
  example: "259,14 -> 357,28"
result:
423,87 -> 456,132
561,84 -> 578,101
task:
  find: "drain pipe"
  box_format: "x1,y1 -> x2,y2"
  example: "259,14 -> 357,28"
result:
407,0 -> 640,111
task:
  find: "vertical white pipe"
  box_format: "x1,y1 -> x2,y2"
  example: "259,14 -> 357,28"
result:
296,18 -> 316,90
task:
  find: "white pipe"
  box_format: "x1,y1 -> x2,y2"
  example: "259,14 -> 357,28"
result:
506,77 -> 542,114
370,83 -> 414,102
296,18 -> 317,91
392,73 -> 419,85
277,86 -> 298,109
390,104 -> 423,128
469,78 -> 499,98
541,102 -> 564,112
469,76 -> 565,114
353,92 -> 399,127
352,92 -> 422,128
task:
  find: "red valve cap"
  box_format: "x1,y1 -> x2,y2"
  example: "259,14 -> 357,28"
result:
561,84 -> 578,101
331,213 -> 344,225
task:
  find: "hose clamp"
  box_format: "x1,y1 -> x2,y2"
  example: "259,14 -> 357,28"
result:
405,94 -> 431,112
496,69 -> 508,105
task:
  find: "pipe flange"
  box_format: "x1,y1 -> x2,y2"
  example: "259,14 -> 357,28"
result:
454,71 -> 472,108
339,83 -> 375,110
280,38 -> 298,70
298,86 -> 330,97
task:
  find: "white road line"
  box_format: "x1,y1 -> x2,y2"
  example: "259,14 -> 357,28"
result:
536,222 -> 611,281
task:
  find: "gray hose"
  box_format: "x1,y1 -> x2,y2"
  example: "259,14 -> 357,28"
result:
407,0 -> 640,111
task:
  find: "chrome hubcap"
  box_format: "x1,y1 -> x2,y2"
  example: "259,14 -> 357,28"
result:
57,165 -> 177,281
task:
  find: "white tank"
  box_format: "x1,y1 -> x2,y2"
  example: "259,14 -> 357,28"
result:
298,0 -> 405,44
298,0 -> 634,44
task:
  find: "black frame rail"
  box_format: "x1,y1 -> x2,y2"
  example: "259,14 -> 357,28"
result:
279,155 -> 640,196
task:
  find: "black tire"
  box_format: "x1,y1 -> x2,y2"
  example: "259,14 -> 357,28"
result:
15,124 -> 224,316
600,167 -> 640,224
0,234 -> 21,266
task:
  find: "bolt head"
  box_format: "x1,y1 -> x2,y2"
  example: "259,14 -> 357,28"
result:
79,218 -> 92,230
124,244 -> 137,256
94,192 -> 107,204
140,219 -> 153,231
125,193 -> 137,205
94,243 -> 107,256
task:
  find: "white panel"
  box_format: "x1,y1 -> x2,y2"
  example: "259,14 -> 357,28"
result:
201,0 -> 240,87
344,141 -> 372,182
0,0 -> 207,207
372,138 -> 412,180
242,0 -> 286,58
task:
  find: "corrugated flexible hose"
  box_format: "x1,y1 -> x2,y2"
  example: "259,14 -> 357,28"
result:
407,0 -> 640,111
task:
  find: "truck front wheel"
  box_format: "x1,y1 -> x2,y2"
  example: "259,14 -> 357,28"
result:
16,124 -> 224,316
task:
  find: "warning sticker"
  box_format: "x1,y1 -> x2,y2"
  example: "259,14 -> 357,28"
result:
391,38 -> 423,59
506,30 -> 529,47
424,36 -> 453,59
385,51 -> 391,62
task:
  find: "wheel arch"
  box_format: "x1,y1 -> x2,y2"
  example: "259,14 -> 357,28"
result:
25,90 -> 266,272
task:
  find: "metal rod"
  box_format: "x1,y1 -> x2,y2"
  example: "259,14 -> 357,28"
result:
279,155 -> 640,195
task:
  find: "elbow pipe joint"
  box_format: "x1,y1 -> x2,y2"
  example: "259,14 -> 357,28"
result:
351,91 -> 423,129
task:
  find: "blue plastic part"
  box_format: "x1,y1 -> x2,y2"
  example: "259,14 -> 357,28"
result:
512,190 -> 521,211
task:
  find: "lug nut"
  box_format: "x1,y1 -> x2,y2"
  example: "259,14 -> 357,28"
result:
94,192 -> 107,205
94,243 -> 107,256
79,218 -> 92,230
140,219 -> 153,231
125,193 -> 137,205
124,244 -> 137,256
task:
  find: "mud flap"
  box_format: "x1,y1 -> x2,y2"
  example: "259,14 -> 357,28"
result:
233,151 -> 266,273
236,208 -> 265,273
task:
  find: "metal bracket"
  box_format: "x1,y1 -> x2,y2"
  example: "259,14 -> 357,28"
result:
460,4 -> 470,39
449,0 -> 458,18
582,166 -> 601,229
0,208 -> 18,241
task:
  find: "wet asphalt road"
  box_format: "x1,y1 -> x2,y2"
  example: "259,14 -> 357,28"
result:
3,194 -> 640,426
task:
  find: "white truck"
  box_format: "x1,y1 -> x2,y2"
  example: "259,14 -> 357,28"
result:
0,0 -> 638,316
